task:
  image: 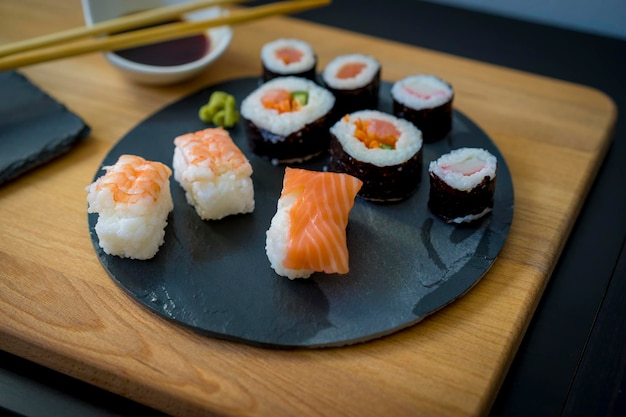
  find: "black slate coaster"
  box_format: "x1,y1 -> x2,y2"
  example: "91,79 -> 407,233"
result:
88,77 -> 514,349
0,71 -> 90,186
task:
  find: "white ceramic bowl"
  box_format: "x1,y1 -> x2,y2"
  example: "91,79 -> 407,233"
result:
81,0 -> 233,85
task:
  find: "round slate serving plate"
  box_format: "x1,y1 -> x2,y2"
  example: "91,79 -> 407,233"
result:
88,77 -> 514,349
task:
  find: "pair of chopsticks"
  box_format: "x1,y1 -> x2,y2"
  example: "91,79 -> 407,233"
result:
0,0 -> 330,71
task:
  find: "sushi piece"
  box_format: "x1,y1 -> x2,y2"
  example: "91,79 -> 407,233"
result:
321,53 -> 381,118
240,76 -> 335,164
428,147 -> 497,224
328,110 -> 423,203
173,127 -> 254,220
266,167 -> 363,279
391,74 -> 454,142
86,154 -> 173,260
260,38 -> 317,82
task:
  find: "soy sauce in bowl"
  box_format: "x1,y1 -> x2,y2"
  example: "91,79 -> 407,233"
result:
82,1 -> 233,85
112,19 -> 210,67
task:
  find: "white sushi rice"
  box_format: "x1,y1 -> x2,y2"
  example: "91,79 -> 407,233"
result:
322,54 -> 380,90
240,76 -> 335,137
86,161 -> 173,260
172,146 -> 254,221
329,110 -> 423,167
429,147 -> 497,192
261,38 -> 316,74
265,193 -> 314,279
448,207 -> 493,224
391,74 -> 453,111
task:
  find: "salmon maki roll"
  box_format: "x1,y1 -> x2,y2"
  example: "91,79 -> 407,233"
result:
321,53 -> 381,118
86,154 -> 173,260
260,38 -> 317,82
173,127 -> 254,220
266,167 -> 363,279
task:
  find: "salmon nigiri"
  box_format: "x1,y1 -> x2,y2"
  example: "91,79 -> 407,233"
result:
265,167 -> 363,279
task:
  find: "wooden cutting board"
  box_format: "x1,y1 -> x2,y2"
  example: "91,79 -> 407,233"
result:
0,2 -> 616,417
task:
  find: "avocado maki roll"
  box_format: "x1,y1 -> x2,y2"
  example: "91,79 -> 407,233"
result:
328,110 -> 423,203
240,76 -> 335,164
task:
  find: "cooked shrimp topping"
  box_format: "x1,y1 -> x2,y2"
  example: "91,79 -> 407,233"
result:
174,127 -> 251,176
96,155 -> 171,204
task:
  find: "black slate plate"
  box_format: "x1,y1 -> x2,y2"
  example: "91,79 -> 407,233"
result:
0,71 -> 90,186
88,77 -> 514,349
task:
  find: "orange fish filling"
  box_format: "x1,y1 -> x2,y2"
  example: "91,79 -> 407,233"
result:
261,88 -> 303,113
336,62 -> 366,79
281,168 -> 363,274
275,46 -> 304,65
350,117 -> 400,149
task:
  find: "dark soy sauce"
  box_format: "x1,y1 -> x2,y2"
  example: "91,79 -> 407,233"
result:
113,19 -> 210,67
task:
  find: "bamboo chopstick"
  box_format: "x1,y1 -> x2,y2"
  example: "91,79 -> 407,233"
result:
0,0 -> 247,58
0,0 -> 331,71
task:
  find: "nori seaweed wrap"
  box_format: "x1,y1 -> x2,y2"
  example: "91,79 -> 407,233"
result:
391,74 -> 454,143
322,54 -> 381,120
240,77 -> 335,164
428,148 -> 497,223
260,38 -> 317,83
328,110 -> 423,203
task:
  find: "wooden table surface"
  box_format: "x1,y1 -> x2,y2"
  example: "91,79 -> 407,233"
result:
0,2 -> 617,416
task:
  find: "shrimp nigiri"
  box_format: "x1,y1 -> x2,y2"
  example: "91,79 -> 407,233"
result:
86,154 -> 173,260
266,167 -> 363,279
173,127 -> 254,221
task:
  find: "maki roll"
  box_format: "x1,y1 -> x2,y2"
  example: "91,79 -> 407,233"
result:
321,54 -> 381,118
391,74 -> 454,142
86,155 -> 173,260
428,147 -> 497,224
240,76 -> 335,164
173,127 -> 254,220
328,110 -> 423,203
260,38 -> 317,82
266,167 -> 363,279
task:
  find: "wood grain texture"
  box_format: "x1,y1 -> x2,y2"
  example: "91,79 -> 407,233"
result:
0,2 -> 616,417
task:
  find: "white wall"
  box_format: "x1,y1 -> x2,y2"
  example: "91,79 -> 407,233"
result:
423,0 -> 626,40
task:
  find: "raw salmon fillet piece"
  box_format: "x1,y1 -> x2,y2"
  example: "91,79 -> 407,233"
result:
281,167 -> 362,275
